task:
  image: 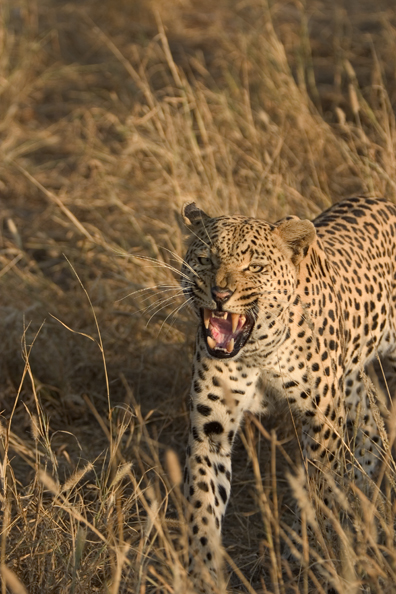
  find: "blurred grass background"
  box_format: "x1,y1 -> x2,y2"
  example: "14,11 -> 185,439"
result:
1,1 -> 396,592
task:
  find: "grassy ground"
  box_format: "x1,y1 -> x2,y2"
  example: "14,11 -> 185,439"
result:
1,0 -> 396,592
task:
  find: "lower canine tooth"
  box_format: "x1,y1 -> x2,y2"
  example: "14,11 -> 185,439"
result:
231,313 -> 239,333
226,338 -> 235,353
204,309 -> 211,329
207,336 -> 216,349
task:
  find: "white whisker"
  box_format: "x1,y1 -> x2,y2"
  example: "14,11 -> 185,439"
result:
157,296 -> 194,337
144,292 -> 187,325
160,246 -> 199,278
140,291 -> 186,316
168,300 -> 195,331
135,294 -> 182,311
116,284 -> 185,304
132,287 -> 187,308
133,255 -> 193,282
128,290 -> 184,317
183,219 -> 211,250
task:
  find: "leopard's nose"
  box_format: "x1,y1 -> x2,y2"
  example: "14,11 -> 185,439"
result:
211,286 -> 234,305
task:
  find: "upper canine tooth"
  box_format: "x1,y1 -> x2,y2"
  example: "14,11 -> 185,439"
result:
226,338 -> 235,353
207,336 -> 216,349
204,309 -> 211,329
231,313 -> 239,333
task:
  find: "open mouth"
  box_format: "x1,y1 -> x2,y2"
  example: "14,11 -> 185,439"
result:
201,308 -> 255,358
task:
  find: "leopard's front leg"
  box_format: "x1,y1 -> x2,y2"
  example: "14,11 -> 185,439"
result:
280,373 -> 346,569
300,383 -> 346,487
184,349 -> 260,593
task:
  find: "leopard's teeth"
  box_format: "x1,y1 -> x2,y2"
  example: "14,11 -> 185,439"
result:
231,313 -> 239,333
226,338 -> 235,353
223,312 -> 228,320
207,336 -> 217,349
240,315 -> 246,327
204,308 -> 211,329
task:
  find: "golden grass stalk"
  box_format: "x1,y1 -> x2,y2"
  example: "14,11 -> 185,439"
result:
0,565 -> 28,594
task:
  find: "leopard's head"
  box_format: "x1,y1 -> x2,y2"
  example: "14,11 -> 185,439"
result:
181,202 -> 316,360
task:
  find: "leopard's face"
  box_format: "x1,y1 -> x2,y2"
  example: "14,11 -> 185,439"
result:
181,215 -> 298,360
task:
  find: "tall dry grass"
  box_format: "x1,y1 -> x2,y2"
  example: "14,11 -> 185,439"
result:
1,0 -> 396,592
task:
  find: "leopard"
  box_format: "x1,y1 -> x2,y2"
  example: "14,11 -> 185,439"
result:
179,196 -> 396,593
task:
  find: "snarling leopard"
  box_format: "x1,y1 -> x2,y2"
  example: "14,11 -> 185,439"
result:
180,197 -> 396,592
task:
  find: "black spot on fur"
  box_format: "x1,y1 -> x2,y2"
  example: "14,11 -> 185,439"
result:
197,481 -> 209,492
193,380 -> 202,393
218,484 -> 227,504
197,404 -> 212,417
208,393 -> 219,401
204,422 -> 224,436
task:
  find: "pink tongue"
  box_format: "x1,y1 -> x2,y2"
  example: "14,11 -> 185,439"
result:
209,317 -> 234,347
210,317 -> 232,334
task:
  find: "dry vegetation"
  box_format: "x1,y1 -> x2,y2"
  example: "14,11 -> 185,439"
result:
1,0 -> 396,592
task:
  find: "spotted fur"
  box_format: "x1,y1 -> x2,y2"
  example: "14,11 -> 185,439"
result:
180,197 -> 396,592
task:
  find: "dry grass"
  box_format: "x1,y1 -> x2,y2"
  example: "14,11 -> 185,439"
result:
1,0 -> 396,592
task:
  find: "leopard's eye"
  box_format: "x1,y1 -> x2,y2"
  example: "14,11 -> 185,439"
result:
247,264 -> 266,273
198,256 -> 211,266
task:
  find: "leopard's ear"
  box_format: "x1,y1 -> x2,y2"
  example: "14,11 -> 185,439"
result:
273,218 -> 316,265
182,202 -> 211,229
